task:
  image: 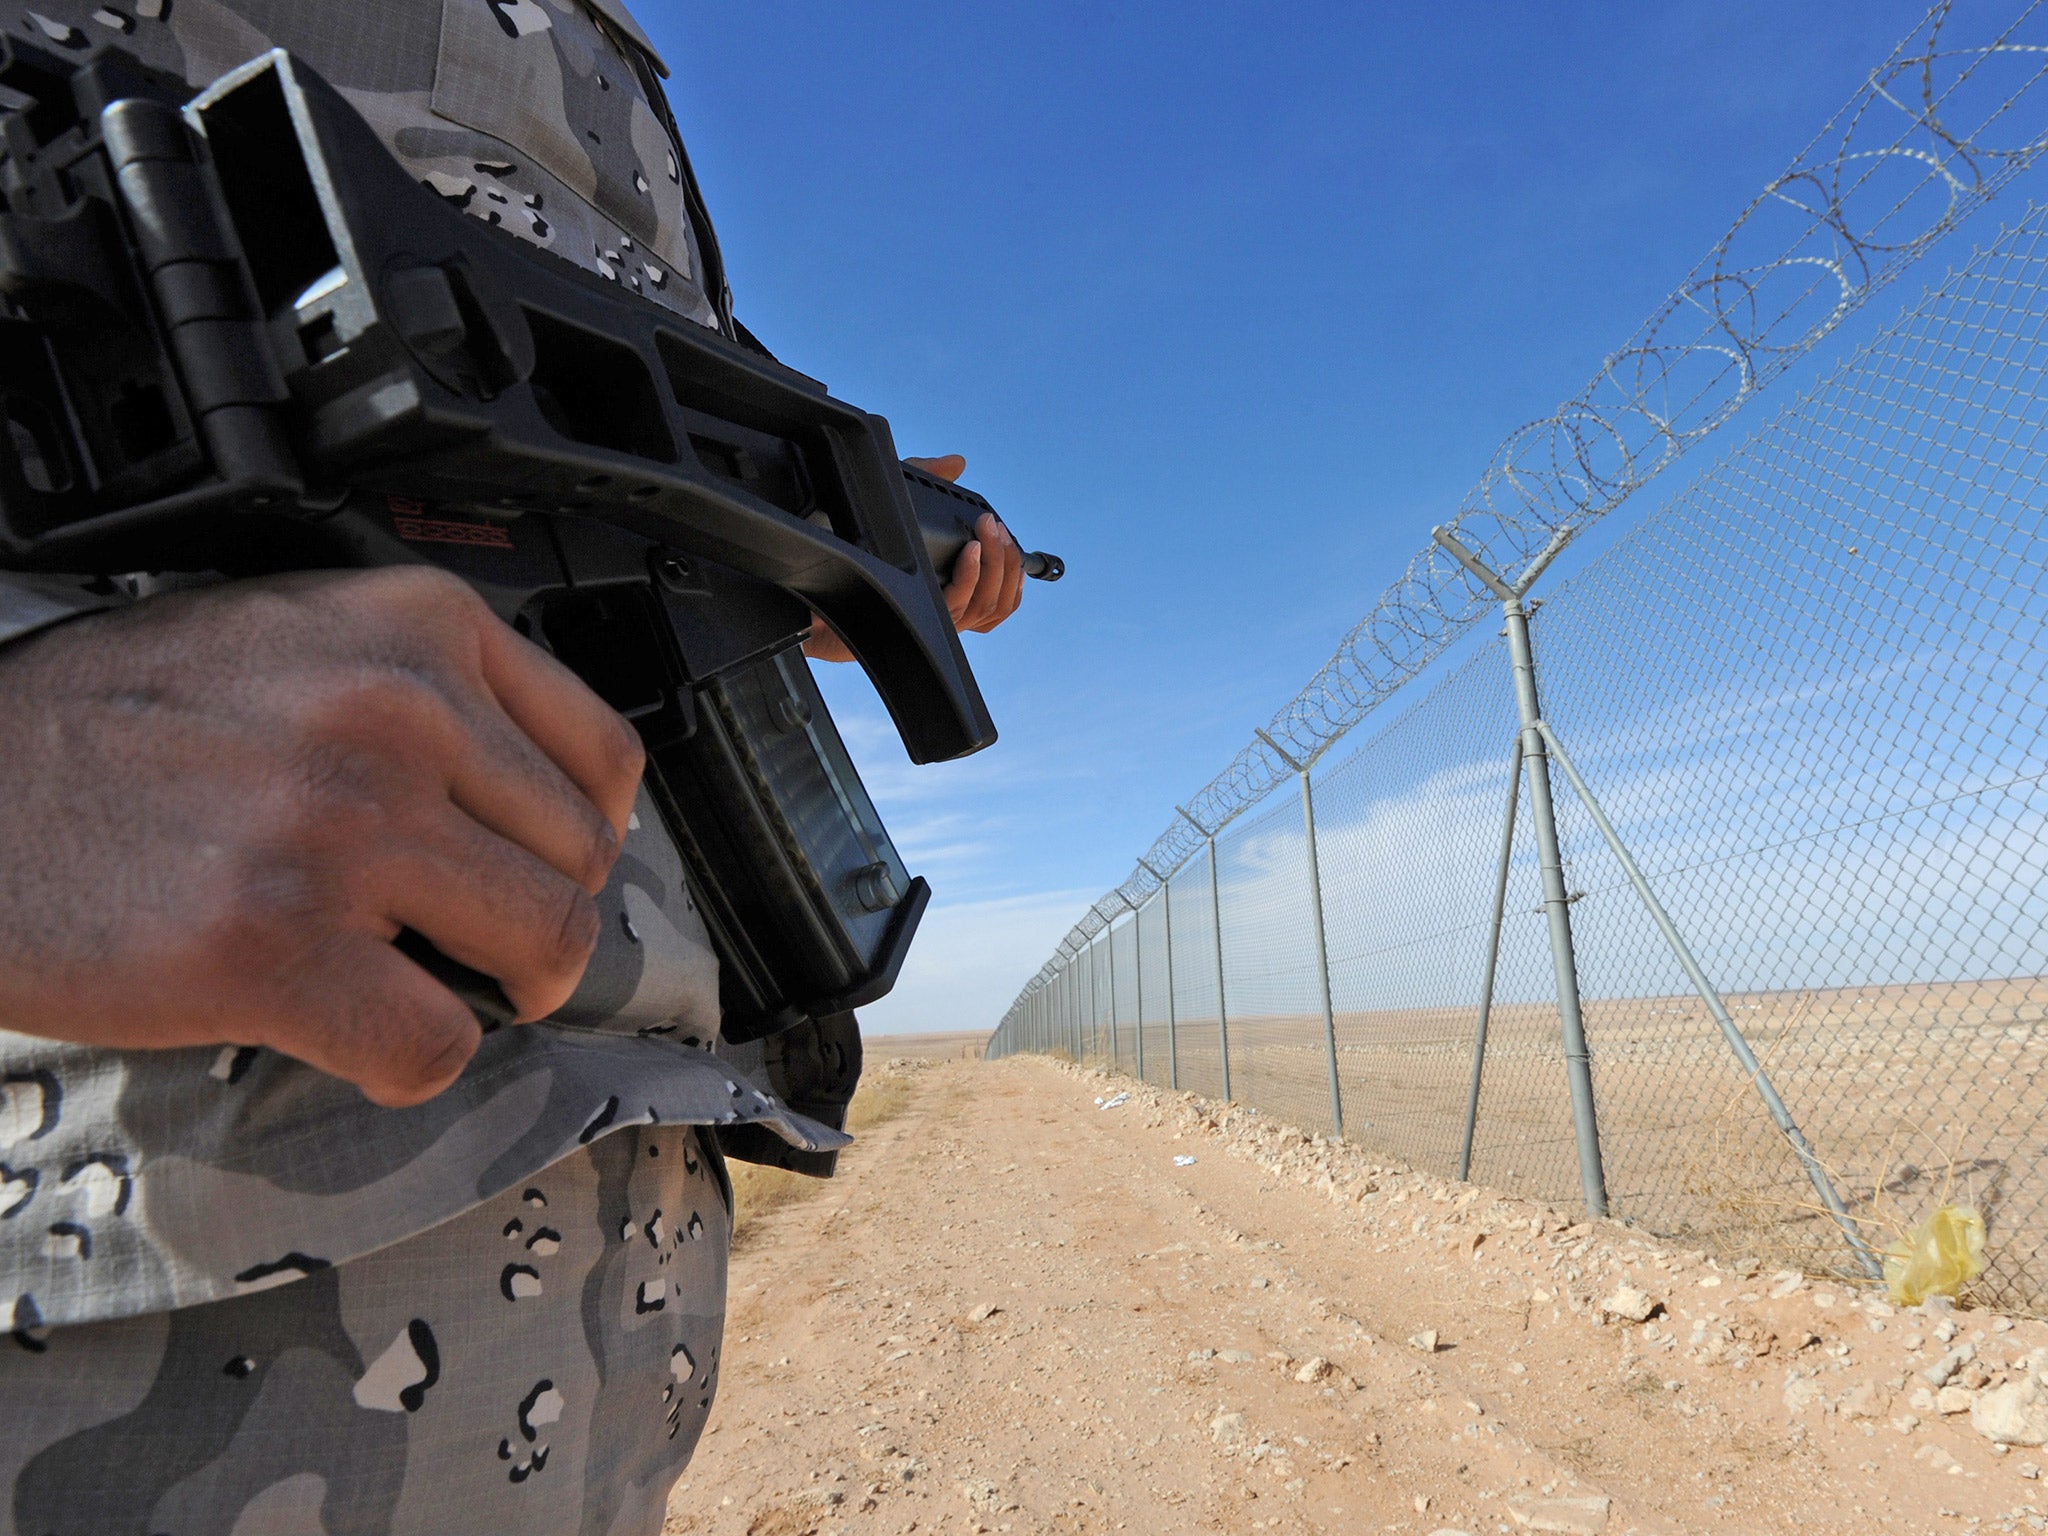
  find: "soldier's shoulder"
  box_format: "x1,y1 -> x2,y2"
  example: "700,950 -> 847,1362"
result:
0,0 -> 720,326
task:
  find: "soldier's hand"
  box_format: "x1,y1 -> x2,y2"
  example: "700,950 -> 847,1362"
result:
802,453 -> 1026,663
917,455 -> 1026,636
0,568 -> 643,1107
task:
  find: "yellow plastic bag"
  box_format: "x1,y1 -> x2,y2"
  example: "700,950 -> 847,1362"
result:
1883,1205 -> 1986,1307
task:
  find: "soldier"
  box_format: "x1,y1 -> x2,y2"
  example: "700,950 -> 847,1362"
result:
0,2 -> 1025,1531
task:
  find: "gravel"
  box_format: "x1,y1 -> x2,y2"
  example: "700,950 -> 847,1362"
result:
1506,1494 -> 1612,1534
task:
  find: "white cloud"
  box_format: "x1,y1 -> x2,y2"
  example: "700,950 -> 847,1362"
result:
855,887 -> 1099,1036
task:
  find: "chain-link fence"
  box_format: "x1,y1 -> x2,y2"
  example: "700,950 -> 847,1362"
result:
988,2 -> 2048,1312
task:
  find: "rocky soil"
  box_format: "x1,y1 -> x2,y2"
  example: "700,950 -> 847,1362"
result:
663,1056 -> 2048,1536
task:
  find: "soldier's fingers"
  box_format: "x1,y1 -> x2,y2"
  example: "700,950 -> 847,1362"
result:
802,614 -> 857,664
303,567 -> 639,839
260,937 -> 483,1108
293,647 -> 621,899
985,517 -> 1026,630
957,514 -> 1011,631
906,453 -> 966,483
377,810 -> 601,1023
443,697 -> 624,896
473,614 -> 645,841
943,539 -> 984,628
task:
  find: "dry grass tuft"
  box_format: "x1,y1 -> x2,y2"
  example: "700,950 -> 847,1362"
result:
725,1164 -> 809,1232
846,1065 -> 916,1133
726,1061 -> 923,1239
1674,1079 -> 1991,1296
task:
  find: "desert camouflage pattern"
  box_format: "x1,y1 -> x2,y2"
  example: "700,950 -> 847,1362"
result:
0,0 -> 833,1334
0,782 -> 839,1335
0,1122 -> 730,1536
0,574 -> 116,651
0,8 -> 799,1530
6,0 -> 724,327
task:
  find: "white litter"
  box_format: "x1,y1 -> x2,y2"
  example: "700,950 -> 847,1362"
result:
1173,1155 -> 1197,1167
1099,1092 -> 1130,1110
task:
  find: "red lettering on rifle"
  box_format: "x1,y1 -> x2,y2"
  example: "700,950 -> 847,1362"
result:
393,516 -> 514,549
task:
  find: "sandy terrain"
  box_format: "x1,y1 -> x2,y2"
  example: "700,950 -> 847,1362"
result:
664,1056 -> 2048,1536
1096,976 -> 2048,1307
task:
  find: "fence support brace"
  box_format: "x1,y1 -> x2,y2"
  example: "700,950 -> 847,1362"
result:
1535,721 -> 1885,1280
1430,525 -> 1879,1278
1257,730 -> 1345,1141
1459,733 -> 1525,1181
1433,526 -> 1608,1218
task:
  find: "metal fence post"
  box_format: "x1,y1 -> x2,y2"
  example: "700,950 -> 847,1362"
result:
1106,923 -> 1121,1072
1058,942 -> 1076,1061
1505,607 -> 1606,1215
1141,858 -> 1180,1090
1130,896 -> 1146,1084
1079,944 -> 1089,1063
1181,807 -> 1233,1103
1064,958 -> 1081,1064
1080,943 -> 1089,1060
1163,880 -> 1179,1091
1094,932 -> 1106,1065
1073,947 -> 1083,1061
1434,527 -> 1608,1218
1074,941 -> 1082,1061
1073,962 -> 1089,1073
1091,935 -> 1103,1067
1070,958 -> 1080,1062
1086,937 -> 1097,1065
1257,731 -> 1346,1141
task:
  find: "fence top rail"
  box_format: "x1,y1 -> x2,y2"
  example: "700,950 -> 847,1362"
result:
1006,0 -> 2048,1009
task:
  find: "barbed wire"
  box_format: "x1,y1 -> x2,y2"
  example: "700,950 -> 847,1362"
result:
997,0 -> 2048,1025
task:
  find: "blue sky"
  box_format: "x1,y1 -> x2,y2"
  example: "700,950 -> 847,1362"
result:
637,1 -> 1957,1031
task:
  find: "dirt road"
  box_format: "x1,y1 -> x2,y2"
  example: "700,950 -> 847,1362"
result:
664,1057 -> 2048,1536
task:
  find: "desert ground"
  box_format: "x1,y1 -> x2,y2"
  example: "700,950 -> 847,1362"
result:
1091,975 -> 2048,1305
664,1055 -> 2048,1536
864,1032 -> 992,1062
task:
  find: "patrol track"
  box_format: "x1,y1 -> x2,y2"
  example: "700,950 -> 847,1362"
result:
666,1058 -> 2048,1536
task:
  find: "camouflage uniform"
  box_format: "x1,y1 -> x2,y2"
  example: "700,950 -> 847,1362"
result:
0,4 -> 834,1531
1,1123 -> 735,1536
7,0 -> 728,326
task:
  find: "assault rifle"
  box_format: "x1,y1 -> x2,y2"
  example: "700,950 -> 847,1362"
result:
0,43 -> 1060,1059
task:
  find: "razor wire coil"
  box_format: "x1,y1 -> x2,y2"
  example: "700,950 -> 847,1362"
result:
1011,0 -> 2048,997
